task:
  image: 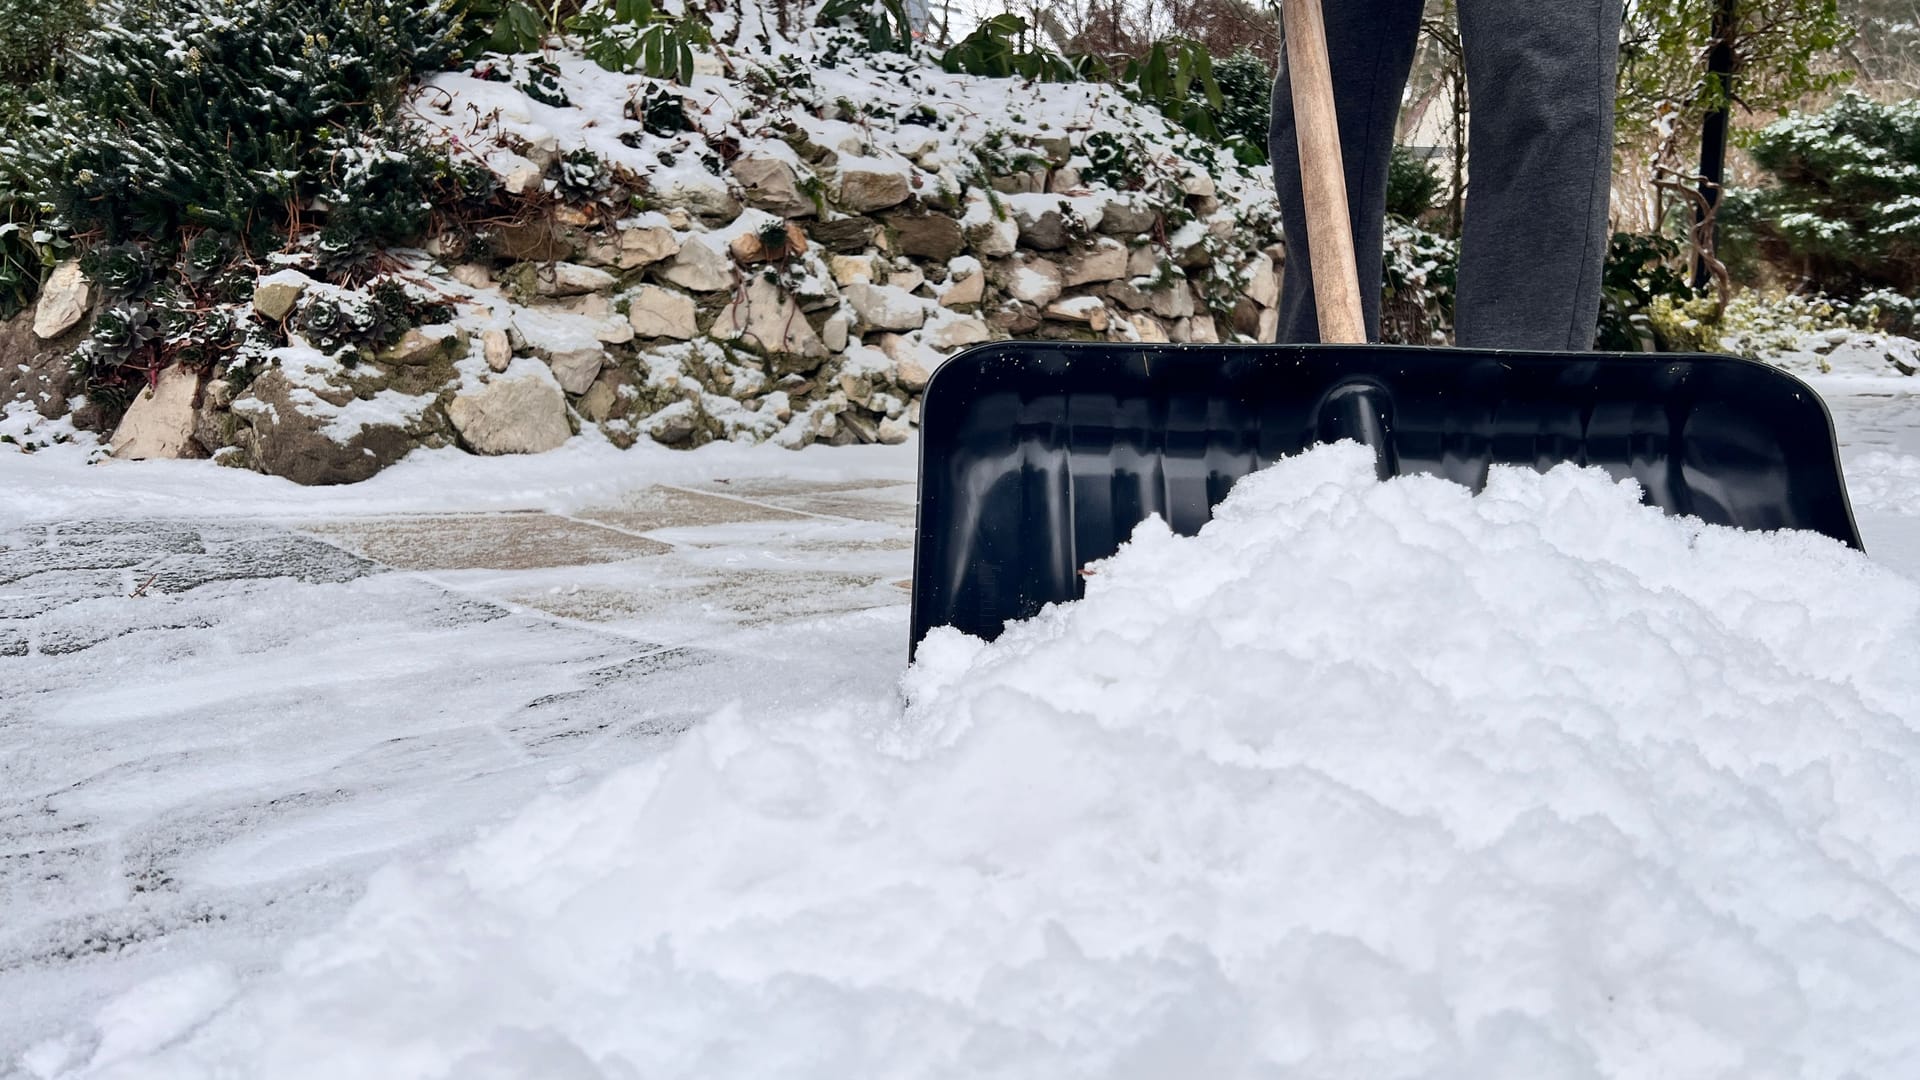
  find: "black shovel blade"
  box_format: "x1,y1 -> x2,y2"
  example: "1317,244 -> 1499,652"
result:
911,342 -> 1861,648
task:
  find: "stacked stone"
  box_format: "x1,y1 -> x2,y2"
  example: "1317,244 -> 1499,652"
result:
44,125 -> 1285,484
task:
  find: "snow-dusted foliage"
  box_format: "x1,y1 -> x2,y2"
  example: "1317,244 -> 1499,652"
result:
1725,91 -> 1920,294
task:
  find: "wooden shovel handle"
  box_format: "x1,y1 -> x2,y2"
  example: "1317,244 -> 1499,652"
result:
1282,0 -> 1366,343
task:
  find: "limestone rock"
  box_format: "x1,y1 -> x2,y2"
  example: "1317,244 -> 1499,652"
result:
844,283 -> 927,332
878,415 -> 913,445
922,311 -> 992,351
989,302 -> 1043,336
889,266 -> 927,294
1062,239 -> 1128,287
1106,278 -> 1150,311
1099,198 -> 1158,236
547,347 -> 605,395
628,285 -> 699,339
731,156 -> 816,218
1014,203 -> 1070,250
0,306 -> 82,421
578,374 -> 622,424
377,325 -> 465,366
1232,297 -> 1263,339
659,235 -> 735,292
1181,172 -> 1217,198
822,312 -> 851,353
524,262 -> 618,298
830,254 -> 878,286
1150,284 -> 1197,320
713,276 -> 828,373
1128,312 -> 1171,343
251,271 -> 311,322
652,173 -> 743,221
230,369 -> 421,485
1186,314 -> 1220,343
939,257 -> 985,307
33,261 -> 89,340
966,214 -> 1019,258
483,328 -> 513,372
448,366 -> 572,454
833,157 -> 912,213
813,216 -> 877,253
1245,253 -> 1281,309
885,209 -> 966,261
1000,256 -> 1064,307
110,364 -> 204,460
451,263 -> 494,290
892,357 -> 932,393
501,156 -> 544,196
1043,296 -> 1109,331
583,225 -> 680,270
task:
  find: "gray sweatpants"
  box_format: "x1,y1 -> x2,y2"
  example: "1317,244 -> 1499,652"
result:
1268,0 -> 1625,350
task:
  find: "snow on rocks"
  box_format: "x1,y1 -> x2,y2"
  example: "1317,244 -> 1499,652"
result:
71,443 -> 1920,1077
1001,256 -> 1065,306
228,349 -> 438,485
844,282 -> 927,332
447,358 -> 572,455
829,154 -> 913,213
250,269 -> 313,323
29,36 -> 1299,480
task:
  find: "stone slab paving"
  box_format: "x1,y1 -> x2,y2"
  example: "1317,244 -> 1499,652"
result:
302,512 -> 673,571
0,477 -> 915,1062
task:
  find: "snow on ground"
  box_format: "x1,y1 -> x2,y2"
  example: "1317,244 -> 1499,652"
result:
8,380 -> 1920,1077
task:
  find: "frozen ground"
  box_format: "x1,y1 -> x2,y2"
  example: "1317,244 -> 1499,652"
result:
5,377 -> 1920,1076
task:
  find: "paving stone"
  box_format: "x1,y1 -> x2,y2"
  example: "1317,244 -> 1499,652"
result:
301,514 -> 671,571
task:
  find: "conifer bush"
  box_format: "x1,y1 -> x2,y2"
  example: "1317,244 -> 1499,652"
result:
1723,92 -> 1920,297
8,0 -> 461,258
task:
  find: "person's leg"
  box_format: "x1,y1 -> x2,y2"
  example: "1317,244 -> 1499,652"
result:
1268,0 -> 1426,344
1454,0 -> 1624,350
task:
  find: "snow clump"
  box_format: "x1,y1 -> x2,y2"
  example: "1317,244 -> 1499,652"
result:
60,443 -> 1920,1079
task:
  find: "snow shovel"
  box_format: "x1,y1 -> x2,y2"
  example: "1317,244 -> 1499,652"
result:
908,0 -> 1859,649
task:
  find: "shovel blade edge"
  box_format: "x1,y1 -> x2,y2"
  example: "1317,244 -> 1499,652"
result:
910,343 -> 1862,648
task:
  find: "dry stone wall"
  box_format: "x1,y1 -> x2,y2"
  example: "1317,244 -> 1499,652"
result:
37,48 -> 1288,484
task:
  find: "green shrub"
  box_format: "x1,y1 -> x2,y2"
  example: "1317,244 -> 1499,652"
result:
941,14 -> 1079,82
1380,220 -> 1457,345
815,0 -> 914,54
8,0 -> 459,257
1595,232 -> 1698,351
1723,92 -> 1920,295
1385,145 -> 1441,224
0,0 -> 92,86
1212,50 -> 1272,166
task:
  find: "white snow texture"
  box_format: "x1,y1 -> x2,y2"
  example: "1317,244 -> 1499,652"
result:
70,444 -> 1920,1079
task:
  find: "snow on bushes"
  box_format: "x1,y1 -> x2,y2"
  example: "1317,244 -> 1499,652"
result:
53,444 -> 1920,1078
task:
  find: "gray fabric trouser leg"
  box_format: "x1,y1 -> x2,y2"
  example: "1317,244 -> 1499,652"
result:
1269,0 -> 1624,351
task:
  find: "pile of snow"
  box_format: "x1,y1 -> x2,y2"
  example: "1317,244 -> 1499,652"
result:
43,444 -> 1920,1078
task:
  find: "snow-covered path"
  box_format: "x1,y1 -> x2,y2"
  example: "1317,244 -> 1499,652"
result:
5,381 -> 1920,1073
0,442 -> 918,1066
